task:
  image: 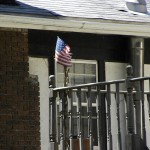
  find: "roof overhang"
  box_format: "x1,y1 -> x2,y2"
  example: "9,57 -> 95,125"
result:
0,14 -> 150,37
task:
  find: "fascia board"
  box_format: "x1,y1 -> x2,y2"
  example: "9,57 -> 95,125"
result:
0,14 -> 150,37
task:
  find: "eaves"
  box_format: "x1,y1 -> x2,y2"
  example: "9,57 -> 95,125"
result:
0,13 -> 150,37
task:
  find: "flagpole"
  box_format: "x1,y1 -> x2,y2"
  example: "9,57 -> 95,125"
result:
64,66 -> 69,149
54,36 -> 71,149
64,66 -> 69,87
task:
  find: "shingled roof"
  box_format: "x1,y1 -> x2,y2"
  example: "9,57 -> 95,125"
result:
0,0 -> 150,23
0,0 -> 17,5
1,0 -> 150,37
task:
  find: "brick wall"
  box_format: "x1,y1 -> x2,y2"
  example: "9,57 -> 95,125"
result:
0,29 -> 41,150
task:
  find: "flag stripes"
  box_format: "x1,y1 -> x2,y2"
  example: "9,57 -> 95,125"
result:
55,36 -> 72,67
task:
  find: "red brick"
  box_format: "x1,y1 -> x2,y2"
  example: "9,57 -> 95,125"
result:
0,29 -> 40,149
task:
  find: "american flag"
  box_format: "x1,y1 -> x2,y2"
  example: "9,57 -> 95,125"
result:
55,36 -> 72,67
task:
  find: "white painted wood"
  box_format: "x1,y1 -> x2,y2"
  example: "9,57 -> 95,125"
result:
1,14 -> 150,37
29,57 -> 50,150
144,64 -> 150,149
105,62 -> 127,150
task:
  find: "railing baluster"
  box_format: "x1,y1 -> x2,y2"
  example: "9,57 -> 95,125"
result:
126,66 -> 134,134
68,89 -> 74,150
49,90 -> 58,149
123,93 -> 128,137
134,81 -> 142,138
76,88 -> 83,150
148,79 -> 150,124
53,74 -> 150,150
59,91 -> 66,150
115,83 -> 122,150
149,79 -> 150,120
147,94 -> 150,125
96,85 -> 104,150
49,75 -> 58,150
107,84 -> 112,150
140,80 -> 146,146
126,65 -> 135,150
86,87 -> 93,150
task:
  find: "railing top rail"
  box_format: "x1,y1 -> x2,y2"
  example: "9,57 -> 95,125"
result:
53,79 -> 125,91
53,76 -> 150,92
130,76 -> 150,82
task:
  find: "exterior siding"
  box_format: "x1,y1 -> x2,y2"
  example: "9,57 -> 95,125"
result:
0,29 -> 41,150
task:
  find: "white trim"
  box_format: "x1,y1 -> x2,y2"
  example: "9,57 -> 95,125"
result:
1,14 -> 150,37
29,57 -> 49,150
55,59 -> 98,87
57,101 -> 97,107
71,59 -> 98,64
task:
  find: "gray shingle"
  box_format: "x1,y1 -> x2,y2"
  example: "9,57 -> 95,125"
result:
0,0 -> 150,23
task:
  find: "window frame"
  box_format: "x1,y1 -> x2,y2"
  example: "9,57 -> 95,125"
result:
55,59 -> 98,87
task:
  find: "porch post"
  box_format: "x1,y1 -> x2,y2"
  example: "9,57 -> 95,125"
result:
130,37 -> 145,149
49,75 -> 58,150
130,37 -> 144,78
126,65 -> 135,150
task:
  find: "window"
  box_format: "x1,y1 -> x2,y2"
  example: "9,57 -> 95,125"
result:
56,59 -> 98,87
56,59 -> 98,143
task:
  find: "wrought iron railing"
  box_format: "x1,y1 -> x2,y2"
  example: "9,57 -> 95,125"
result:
49,66 -> 150,150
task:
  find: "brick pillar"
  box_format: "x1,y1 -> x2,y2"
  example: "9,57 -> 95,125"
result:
0,29 -> 41,150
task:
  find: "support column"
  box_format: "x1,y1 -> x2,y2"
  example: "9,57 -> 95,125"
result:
126,65 -> 135,150
49,75 -> 58,150
131,37 -> 144,78
130,37 -> 145,149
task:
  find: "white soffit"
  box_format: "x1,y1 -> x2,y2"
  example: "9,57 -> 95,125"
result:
1,14 -> 150,37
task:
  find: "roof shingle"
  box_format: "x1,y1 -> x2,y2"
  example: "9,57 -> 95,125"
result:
0,0 -> 150,23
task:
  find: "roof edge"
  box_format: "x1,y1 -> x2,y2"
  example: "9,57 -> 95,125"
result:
0,14 -> 150,37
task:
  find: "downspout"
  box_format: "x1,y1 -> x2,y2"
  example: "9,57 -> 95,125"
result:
130,37 -> 145,148
131,37 -> 144,78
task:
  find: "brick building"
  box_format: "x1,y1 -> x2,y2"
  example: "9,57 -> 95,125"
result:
0,29 -> 41,149
1,0 -> 150,150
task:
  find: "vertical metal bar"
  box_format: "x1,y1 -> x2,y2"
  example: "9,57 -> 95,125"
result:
140,80 -> 146,146
127,82 -> 134,134
76,88 -> 83,150
134,81 -> 142,137
147,79 -> 150,124
115,83 -> 122,150
49,91 -> 57,141
59,91 -> 66,150
124,93 -> 128,136
126,65 -> 134,134
126,65 -> 135,150
107,84 -> 112,150
147,94 -> 150,125
68,89 -> 74,150
49,75 -> 58,150
86,87 -> 93,150
96,85 -> 105,150
149,79 -> 150,124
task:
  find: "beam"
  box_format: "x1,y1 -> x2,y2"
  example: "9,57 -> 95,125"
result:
0,14 -> 150,37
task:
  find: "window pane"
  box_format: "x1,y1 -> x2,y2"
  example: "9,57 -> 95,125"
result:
56,59 -> 98,144
56,59 -> 97,87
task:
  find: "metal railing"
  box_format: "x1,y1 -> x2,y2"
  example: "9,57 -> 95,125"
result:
49,66 -> 150,150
